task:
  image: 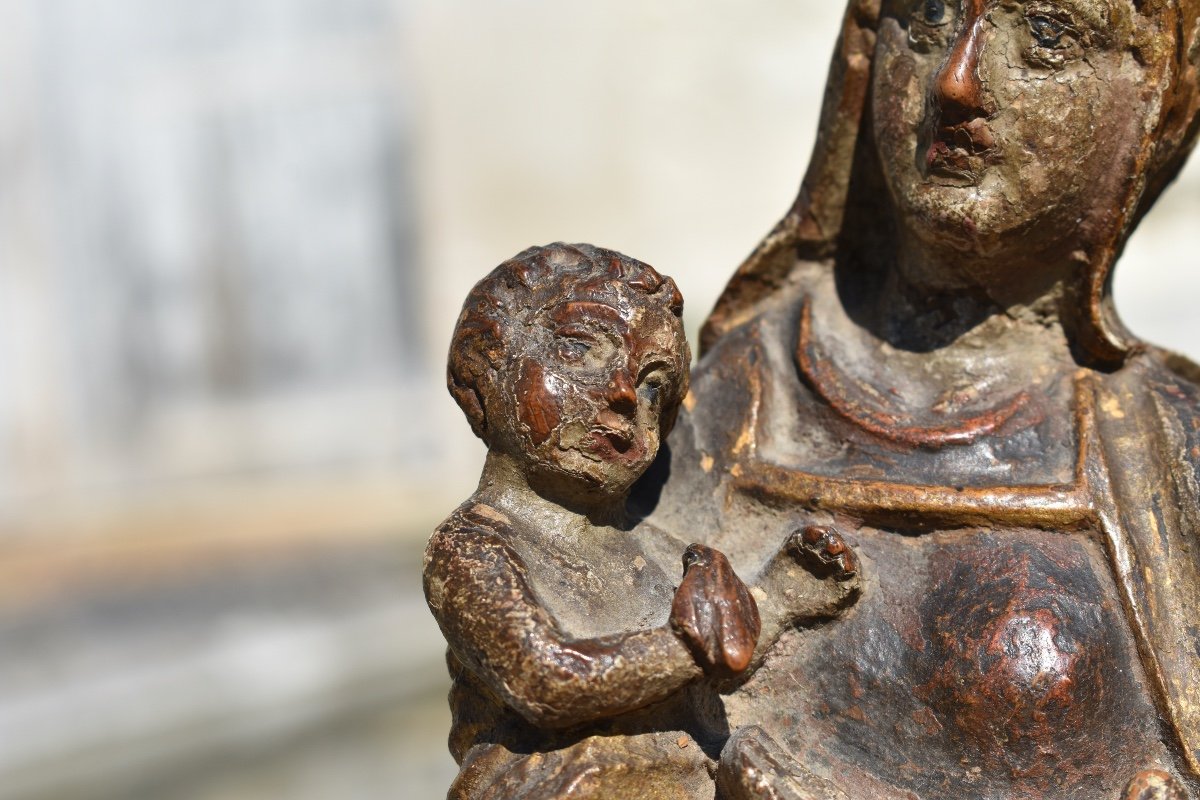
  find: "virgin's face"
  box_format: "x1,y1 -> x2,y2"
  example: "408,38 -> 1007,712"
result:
873,0 -> 1152,262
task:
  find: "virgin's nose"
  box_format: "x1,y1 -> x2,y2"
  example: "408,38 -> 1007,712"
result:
934,14 -> 990,125
606,368 -> 637,414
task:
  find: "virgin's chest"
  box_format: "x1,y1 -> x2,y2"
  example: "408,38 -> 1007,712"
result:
726,527 -> 1172,799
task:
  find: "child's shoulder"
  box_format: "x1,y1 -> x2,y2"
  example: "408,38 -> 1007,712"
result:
425,496 -> 552,586
424,499 -> 533,613
436,498 -> 518,538
427,498 -> 522,561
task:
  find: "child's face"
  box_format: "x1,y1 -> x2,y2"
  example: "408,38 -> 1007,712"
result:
501,293 -> 688,499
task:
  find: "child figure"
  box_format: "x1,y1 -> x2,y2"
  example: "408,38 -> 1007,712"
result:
425,243 -> 859,799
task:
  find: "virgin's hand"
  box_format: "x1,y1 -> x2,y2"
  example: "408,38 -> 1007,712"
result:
670,544 -> 761,677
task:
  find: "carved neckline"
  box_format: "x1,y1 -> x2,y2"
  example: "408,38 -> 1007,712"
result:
794,297 -> 1033,449
729,370 -> 1099,532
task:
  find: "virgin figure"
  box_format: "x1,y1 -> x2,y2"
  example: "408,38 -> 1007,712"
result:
646,0 -> 1200,796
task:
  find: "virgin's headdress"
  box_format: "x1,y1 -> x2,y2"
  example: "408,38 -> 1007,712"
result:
701,0 -> 1200,368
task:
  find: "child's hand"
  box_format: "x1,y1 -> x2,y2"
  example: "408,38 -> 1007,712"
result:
670,544 -> 761,677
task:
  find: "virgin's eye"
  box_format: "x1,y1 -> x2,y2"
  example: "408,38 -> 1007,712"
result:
922,0 -> 948,25
1028,15 -> 1065,47
908,0 -> 953,52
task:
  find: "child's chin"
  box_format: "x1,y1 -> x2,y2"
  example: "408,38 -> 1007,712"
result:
579,466 -> 641,495
556,460 -> 646,499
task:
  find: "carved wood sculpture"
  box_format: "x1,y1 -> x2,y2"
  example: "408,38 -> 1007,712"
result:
427,1 -> 1200,797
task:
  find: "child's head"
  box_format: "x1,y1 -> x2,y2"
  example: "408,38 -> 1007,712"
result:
449,243 -> 690,502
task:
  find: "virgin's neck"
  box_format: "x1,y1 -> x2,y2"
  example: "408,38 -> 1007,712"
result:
820,269 -> 1076,403
853,233 -> 1076,361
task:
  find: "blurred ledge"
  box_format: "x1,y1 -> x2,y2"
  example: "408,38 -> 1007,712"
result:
0,598 -> 449,800
0,470 -> 464,611
0,471 -> 460,799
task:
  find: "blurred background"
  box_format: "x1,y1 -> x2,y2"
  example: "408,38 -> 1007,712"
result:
0,1 -> 1196,798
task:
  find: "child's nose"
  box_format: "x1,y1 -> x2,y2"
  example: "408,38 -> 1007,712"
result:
606,369 -> 637,414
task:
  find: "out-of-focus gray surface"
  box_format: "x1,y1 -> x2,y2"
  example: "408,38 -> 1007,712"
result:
0,1 -> 1196,798
1,531 -> 455,800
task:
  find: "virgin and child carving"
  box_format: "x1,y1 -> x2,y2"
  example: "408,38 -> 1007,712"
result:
424,1 -> 1200,797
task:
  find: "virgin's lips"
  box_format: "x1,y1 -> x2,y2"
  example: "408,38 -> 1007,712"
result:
927,140 -> 973,175
926,117 -> 998,179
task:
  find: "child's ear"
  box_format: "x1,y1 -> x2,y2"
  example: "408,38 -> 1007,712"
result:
448,370 -> 488,440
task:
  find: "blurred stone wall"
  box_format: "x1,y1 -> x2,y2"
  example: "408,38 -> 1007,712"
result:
0,2 -> 1197,799
0,0 -> 1197,526
0,0 -> 428,516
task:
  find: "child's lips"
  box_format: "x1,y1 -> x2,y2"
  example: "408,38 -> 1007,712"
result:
581,420 -> 645,464
591,409 -> 637,454
593,425 -> 633,454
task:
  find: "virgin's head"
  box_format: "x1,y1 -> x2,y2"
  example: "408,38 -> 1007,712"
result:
866,0 -> 1200,355
876,0 -> 1142,250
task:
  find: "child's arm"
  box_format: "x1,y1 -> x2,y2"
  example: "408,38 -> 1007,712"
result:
424,519 -> 705,730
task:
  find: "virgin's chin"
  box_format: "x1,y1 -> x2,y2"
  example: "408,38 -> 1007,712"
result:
897,184 -> 1052,255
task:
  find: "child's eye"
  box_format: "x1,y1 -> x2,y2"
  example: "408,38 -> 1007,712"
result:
556,337 -> 592,361
637,365 -> 671,405
908,0 -> 955,52
1021,8 -> 1083,67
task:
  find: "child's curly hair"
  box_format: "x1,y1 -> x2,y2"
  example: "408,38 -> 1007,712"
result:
448,242 -> 689,445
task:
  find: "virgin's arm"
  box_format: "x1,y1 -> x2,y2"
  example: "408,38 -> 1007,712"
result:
423,525 -> 702,730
